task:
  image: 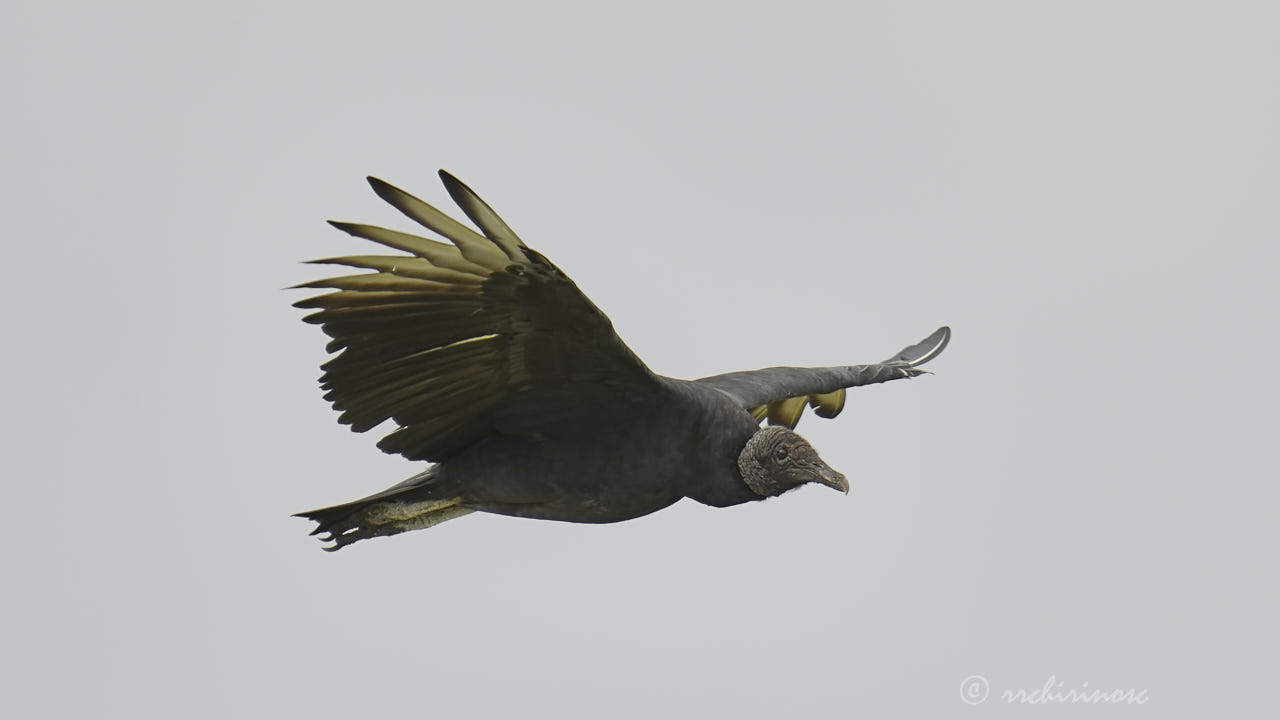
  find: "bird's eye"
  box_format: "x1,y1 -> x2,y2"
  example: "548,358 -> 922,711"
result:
774,446 -> 789,462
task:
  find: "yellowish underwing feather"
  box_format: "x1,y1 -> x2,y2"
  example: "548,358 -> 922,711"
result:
307,255 -> 485,284
751,389 -> 846,427
438,170 -> 527,261
293,273 -> 464,293
766,396 -> 809,429
808,388 -> 846,419
327,221 -> 492,275
367,177 -> 510,270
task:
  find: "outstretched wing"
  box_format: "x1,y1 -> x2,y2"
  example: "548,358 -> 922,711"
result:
694,326 -> 950,429
294,171 -> 658,462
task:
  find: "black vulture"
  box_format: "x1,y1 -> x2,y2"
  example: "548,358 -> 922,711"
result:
294,171 -> 950,550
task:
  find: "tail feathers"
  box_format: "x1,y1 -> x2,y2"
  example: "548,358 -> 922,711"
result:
294,469 -> 472,551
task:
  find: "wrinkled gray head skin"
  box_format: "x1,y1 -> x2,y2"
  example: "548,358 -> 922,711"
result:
737,426 -> 850,498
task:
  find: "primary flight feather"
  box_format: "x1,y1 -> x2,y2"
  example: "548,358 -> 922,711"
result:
294,171 -> 950,550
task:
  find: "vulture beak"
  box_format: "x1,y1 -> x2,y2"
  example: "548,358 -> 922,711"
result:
813,462 -> 850,494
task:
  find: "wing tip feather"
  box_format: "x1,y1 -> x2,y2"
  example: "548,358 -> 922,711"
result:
889,325 -> 951,367
328,219 -> 361,236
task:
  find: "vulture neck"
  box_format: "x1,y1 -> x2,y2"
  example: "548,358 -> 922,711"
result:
679,394 -> 765,508
689,468 -> 762,508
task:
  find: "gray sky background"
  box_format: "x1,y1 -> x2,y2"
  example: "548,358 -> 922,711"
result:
5,2 -> 1276,717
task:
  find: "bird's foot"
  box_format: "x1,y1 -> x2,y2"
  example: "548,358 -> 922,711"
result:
304,498 -> 473,551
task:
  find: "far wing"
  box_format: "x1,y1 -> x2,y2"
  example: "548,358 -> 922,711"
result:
694,326 -> 950,428
294,171 -> 659,462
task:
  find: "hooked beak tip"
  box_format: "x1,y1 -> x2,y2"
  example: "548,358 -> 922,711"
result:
817,470 -> 850,495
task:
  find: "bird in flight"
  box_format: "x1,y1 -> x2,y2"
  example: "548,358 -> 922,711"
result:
293,171 -> 950,550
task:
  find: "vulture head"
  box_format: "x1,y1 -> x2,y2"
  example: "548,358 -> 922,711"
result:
738,426 -> 850,498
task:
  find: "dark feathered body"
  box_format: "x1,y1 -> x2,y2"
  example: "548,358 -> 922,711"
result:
371,378 -> 761,523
